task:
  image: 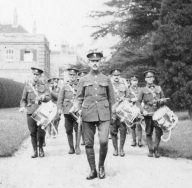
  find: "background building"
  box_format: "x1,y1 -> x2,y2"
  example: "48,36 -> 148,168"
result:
0,9 -> 50,83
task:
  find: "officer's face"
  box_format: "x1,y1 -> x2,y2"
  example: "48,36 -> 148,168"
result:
68,73 -> 77,82
89,59 -> 101,71
145,72 -> 155,84
131,79 -> 138,86
112,73 -> 120,82
33,73 -> 41,82
53,81 -> 58,87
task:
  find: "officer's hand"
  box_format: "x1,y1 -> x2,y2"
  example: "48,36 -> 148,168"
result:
39,95 -> 45,101
143,110 -> 148,116
19,107 -> 25,113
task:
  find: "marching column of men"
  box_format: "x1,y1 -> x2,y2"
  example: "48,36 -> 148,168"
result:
19,51 -> 169,180
57,66 -> 80,154
110,68 -> 129,157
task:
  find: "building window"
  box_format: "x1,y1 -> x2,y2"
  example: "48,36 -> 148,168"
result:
20,49 -> 37,62
5,49 -> 14,61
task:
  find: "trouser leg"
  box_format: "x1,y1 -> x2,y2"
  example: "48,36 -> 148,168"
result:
119,121 -> 126,156
110,120 -> 118,156
137,124 -> 143,147
144,116 -> 154,156
131,124 -> 137,146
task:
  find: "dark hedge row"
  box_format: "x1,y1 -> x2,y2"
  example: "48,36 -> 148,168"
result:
0,78 -> 24,108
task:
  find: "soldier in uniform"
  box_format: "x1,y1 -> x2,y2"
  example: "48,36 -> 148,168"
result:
57,66 -> 79,154
47,78 -> 61,137
110,68 -> 129,157
19,67 -> 50,158
128,74 -> 143,147
75,52 -> 115,180
137,69 -> 165,158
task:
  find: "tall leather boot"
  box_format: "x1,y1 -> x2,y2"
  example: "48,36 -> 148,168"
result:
75,132 -> 81,155
137,130 -> 143,147
154,135 -> 161,158
85,147 -> 97,180
38,135 -> 45,157
131,129 -> 137,146
81,130 -> 85,145
98,145 -> 108,179
146,136 -> 153,157
67,133 -> 75,154
111,134 -> 118,156
119,130 -> 126,157
31,136 -> 38,158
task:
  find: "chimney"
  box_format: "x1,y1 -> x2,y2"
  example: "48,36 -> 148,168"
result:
12,8 -> 18,28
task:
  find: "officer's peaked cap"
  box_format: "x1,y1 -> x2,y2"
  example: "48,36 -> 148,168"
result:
87,51 -> 103,60
31,67 -> 44,74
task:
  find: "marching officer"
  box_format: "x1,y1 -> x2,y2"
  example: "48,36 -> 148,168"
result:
47,78 -> 61,137
75,51 -> 115,180
110,68 -> 129,157
128,74 -> 143,147
137,69 -> 165,158
78,67 -> 89,146
19,67 -> 50,158
57,66 -> 79,154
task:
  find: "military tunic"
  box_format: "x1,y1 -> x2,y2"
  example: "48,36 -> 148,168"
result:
57,81 -> 78,134
76,71 -> 115,147
110,81 -> 128,135
20,81 -> 50,149
137,84 -> 165,151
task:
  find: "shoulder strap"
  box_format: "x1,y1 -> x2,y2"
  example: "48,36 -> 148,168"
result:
130,87 -> 137,98
67,83 -> 76,95
29,83 -> 39,97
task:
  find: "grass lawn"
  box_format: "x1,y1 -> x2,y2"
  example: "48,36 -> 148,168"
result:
0,108 -> 29,157
159,111 -> 192,160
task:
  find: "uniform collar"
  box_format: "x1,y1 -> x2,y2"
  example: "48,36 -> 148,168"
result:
147,83 -> 155,88
90,70 -> 100,75
68,80 -> 78,85
113,81 -> 120,85
131,85 -> 138,89
32,80 -> 42,86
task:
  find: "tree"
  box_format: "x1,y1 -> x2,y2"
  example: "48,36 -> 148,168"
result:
153,0 -> 192,113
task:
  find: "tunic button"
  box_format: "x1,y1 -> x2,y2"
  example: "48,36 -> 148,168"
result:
96,94 -> 97,96
95,88 -> 97,90
95,101 -> 98,103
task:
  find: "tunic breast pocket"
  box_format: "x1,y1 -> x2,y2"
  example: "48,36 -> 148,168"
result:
27,90 -> 35,100
83,82 -> 93,95
98,82 -> 108,95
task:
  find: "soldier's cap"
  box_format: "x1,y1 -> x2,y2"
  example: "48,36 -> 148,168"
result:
130,74 -> 139,81
47,77 -> 60,83
143,69 -> 156,77
110,68 -> 122,75
31,67 -> 44,75
67,66 -> 79,74
78,67 -> 90,77
87,51 -> 103,60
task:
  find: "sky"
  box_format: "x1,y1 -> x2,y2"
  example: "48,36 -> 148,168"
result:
0,0 -> 118,55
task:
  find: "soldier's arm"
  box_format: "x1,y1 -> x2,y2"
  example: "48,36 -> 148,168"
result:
42,85 -> 51,102
75,79 -> 84,110
107,77 -> 116,119
137,88 -> 144,113
20,86 -> 27,107
57,85 -> 65,111
51,91 -> 59,101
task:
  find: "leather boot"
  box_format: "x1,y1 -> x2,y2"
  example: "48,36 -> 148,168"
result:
98,146 -> 108,179
137,130 -> 143,147
75,132 -> 81,155
85,147 -> 97,180
111,134 -> 118,156
131,129 -> 137,146
154,130 -> 161,158
119,130 -> 126,157
81,131 -> 85,145
39,147 -> 44,157
146,136 -> 154,157
67,134 -> 75,154
31,149 -> 38,158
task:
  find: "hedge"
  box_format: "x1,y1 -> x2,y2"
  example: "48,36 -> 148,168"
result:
0,78 -> 24,108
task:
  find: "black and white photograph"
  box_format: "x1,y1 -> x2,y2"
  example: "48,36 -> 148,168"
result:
0,0 -> 192,188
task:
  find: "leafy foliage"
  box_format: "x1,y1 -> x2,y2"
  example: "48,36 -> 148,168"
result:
0,78 -> 24,108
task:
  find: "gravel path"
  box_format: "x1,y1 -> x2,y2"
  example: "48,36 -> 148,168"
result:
0,116 -> 192,188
